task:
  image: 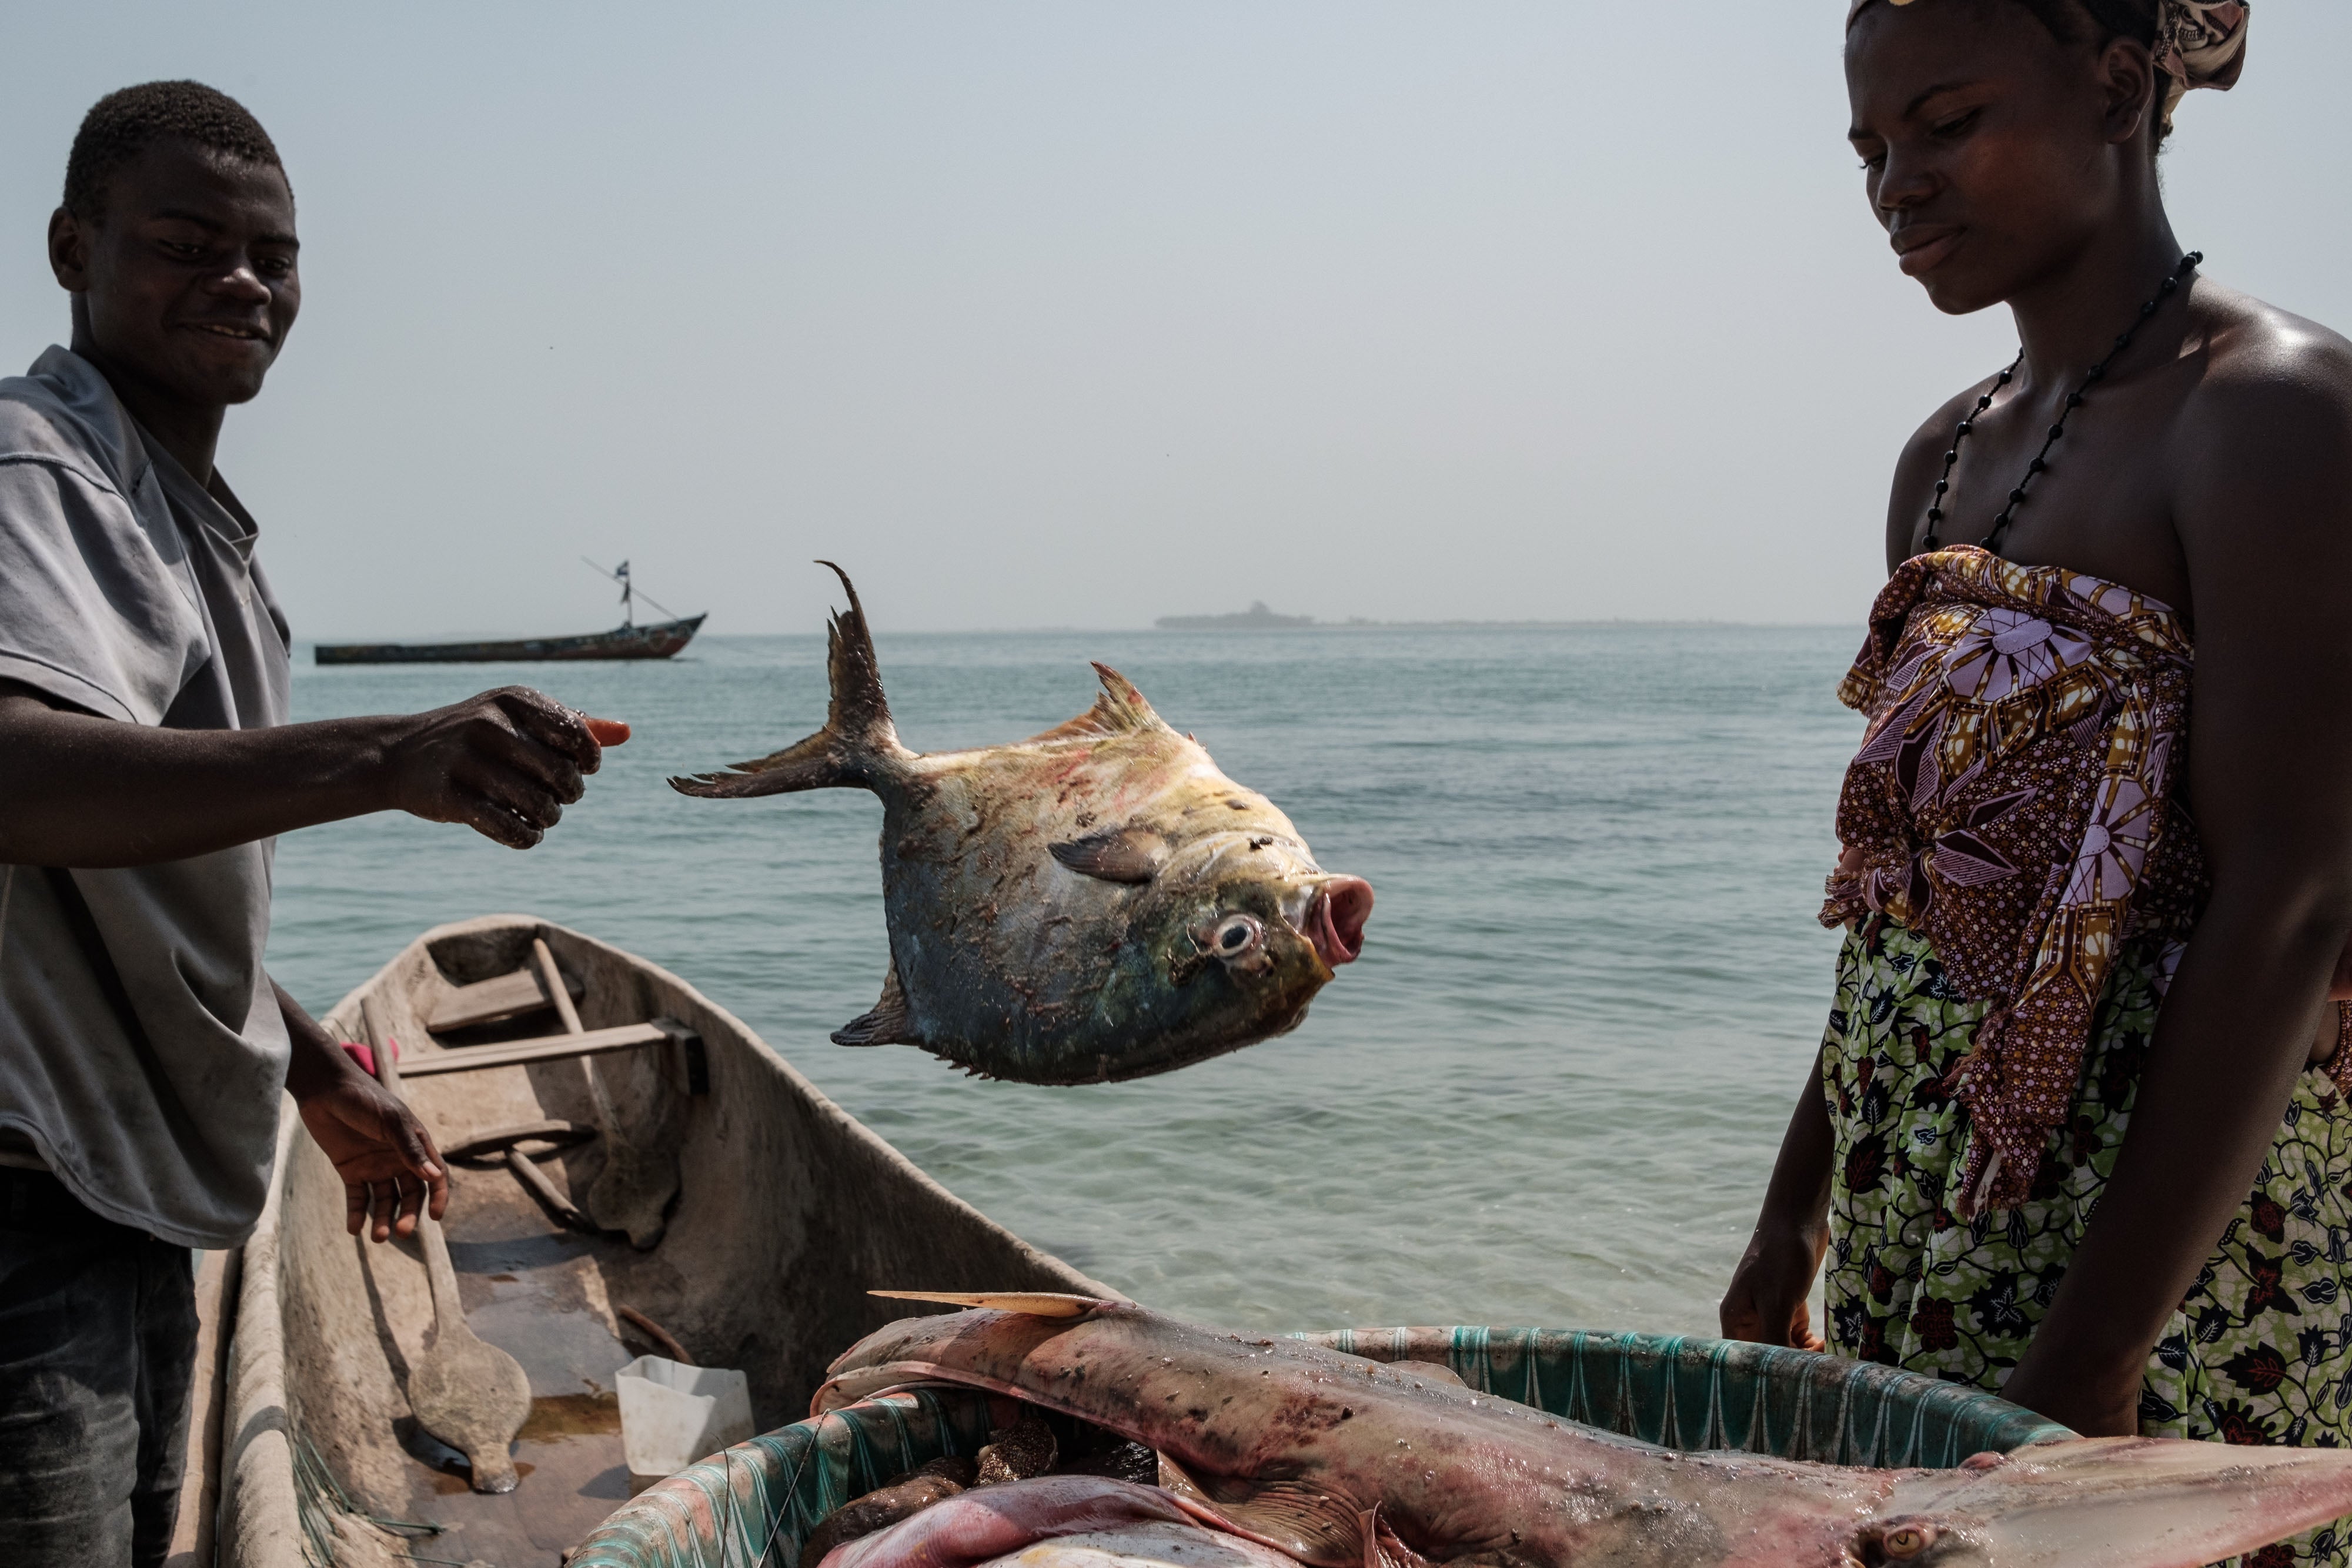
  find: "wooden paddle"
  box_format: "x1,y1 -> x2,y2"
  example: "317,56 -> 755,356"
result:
530,939 -> 677,1249
361,997 -> 532,1493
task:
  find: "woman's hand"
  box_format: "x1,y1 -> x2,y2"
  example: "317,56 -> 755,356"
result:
1720,1220 -> 1829,1350
1724,1048 -> 1839,1349
1997,1348 -> 2141,1437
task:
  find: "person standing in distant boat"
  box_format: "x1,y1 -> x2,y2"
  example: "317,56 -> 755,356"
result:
0,82 -> 627,1567
1721,4 -> 2352,1563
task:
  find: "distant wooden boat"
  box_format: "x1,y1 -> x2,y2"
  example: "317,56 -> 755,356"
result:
314,614 -> 706,666
208,914 -> 1102,1568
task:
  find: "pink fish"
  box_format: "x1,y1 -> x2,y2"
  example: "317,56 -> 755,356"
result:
818,1295 -> 2352,1568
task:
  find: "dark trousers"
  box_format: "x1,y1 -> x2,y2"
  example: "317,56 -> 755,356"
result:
0,1169 -> 198,1568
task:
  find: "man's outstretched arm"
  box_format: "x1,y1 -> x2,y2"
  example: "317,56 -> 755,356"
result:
0,680 -> 626,866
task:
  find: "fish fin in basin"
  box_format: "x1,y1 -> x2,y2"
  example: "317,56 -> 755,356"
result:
1180,1482 -> 1383,1568
1050,826 -> 1170,885
1024,664 -> 1172,744
868,1290 -> 1120,1318
1875,1435 -> 2352,1567
836,964 -> 918,1046
670,561 -> 907,798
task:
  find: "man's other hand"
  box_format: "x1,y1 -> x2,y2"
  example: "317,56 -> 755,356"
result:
295,1071 -> 449,1242
383,687 -> 627,849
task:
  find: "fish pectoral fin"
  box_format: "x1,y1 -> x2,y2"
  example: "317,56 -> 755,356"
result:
1362,1507 -> 1440,1568
833,965 -> 918,1047
1195,1479 -> 1374,1568
1023,663 -> 1170,743
1050,825 -> 1170,884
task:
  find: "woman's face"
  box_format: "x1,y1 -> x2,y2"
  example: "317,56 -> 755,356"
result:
1846,2 -> 2152,315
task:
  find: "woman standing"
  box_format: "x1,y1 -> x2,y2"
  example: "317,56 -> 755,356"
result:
1724,2 -> 2352,1560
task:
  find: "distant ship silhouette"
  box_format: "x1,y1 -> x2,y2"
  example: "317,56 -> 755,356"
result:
1155,600 -> 1315,630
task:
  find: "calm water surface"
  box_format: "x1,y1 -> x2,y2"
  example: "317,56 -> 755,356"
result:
268,626 -> 1862,1336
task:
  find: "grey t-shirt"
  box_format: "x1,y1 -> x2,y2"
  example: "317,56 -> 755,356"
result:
0,345 -> 294,1248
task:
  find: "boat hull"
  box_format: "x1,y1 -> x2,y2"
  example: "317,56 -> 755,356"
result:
215,915 -> 1104,1568
314,616 -> 706,666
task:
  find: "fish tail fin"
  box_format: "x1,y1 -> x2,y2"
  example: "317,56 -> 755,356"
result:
1888,1435 -> 2352,1566
670,562 -> 908,798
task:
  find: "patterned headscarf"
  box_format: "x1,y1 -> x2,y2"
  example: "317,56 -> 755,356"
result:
1846,0 -> 2250,126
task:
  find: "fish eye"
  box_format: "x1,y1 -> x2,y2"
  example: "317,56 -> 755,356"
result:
1210,914 -> 1264,959
1880,1523 -> 1937,1560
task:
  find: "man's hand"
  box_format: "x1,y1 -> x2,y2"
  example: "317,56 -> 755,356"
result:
380,687 -> 629,850
297,1072 -> 448,1242
276,978 -> 447,1241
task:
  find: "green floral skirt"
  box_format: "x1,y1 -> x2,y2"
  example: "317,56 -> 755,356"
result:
1823,917 -> 2352,1568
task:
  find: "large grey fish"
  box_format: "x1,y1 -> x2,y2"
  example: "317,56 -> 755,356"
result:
670,567 -> 1372,1084
818,1294 -> 2352,1568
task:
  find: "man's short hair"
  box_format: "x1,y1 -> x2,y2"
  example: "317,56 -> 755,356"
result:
63,81 -> 285,221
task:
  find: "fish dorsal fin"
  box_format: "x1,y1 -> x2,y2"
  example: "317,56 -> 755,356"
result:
833,963 -> 917,1047
1025,663 -> 1168,744
1050,825 -> 1169,884
868,1290 -> 1115,1317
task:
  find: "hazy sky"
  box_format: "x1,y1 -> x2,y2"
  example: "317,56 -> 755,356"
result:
6,3 -> 2347,636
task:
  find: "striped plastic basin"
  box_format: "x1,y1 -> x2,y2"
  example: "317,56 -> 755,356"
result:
568,1328 -> 2071,1568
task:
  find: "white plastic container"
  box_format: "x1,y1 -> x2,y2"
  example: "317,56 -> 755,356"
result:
615,1355 -> 757,1480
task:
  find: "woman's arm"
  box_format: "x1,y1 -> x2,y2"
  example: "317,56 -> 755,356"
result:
1999,325 -> 2352,1435
1720,1045 -> 1835,1350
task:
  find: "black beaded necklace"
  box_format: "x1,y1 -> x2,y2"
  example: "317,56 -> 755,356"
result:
1920,250 -> 2202,555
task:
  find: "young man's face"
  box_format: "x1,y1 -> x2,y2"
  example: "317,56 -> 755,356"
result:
48,136 -> 300,408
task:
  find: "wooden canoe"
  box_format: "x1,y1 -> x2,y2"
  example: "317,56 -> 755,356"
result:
312,614 -> 706,666
213,914 -> 1105,1568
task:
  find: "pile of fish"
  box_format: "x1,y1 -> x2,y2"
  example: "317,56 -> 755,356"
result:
793,1293 -> 2352,1568
673,566 -> 1373,1084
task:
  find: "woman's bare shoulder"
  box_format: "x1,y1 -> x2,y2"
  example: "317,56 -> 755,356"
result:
2174,285 -> 2352,562
2187,284 -> 2352,424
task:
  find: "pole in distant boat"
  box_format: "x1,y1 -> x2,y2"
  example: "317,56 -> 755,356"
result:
583,556 -> 687,628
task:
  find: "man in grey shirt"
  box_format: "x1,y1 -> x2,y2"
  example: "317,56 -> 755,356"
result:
0,83 -> 626,1566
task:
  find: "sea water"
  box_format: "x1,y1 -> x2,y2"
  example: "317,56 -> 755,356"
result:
268,626 -> 1863,1336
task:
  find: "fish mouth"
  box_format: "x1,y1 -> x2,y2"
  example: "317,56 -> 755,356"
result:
1299,877 -> 1373,968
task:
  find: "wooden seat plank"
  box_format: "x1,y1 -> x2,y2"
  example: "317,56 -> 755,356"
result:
400,1019 -> 694,1078
427,966 -> 585,1034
